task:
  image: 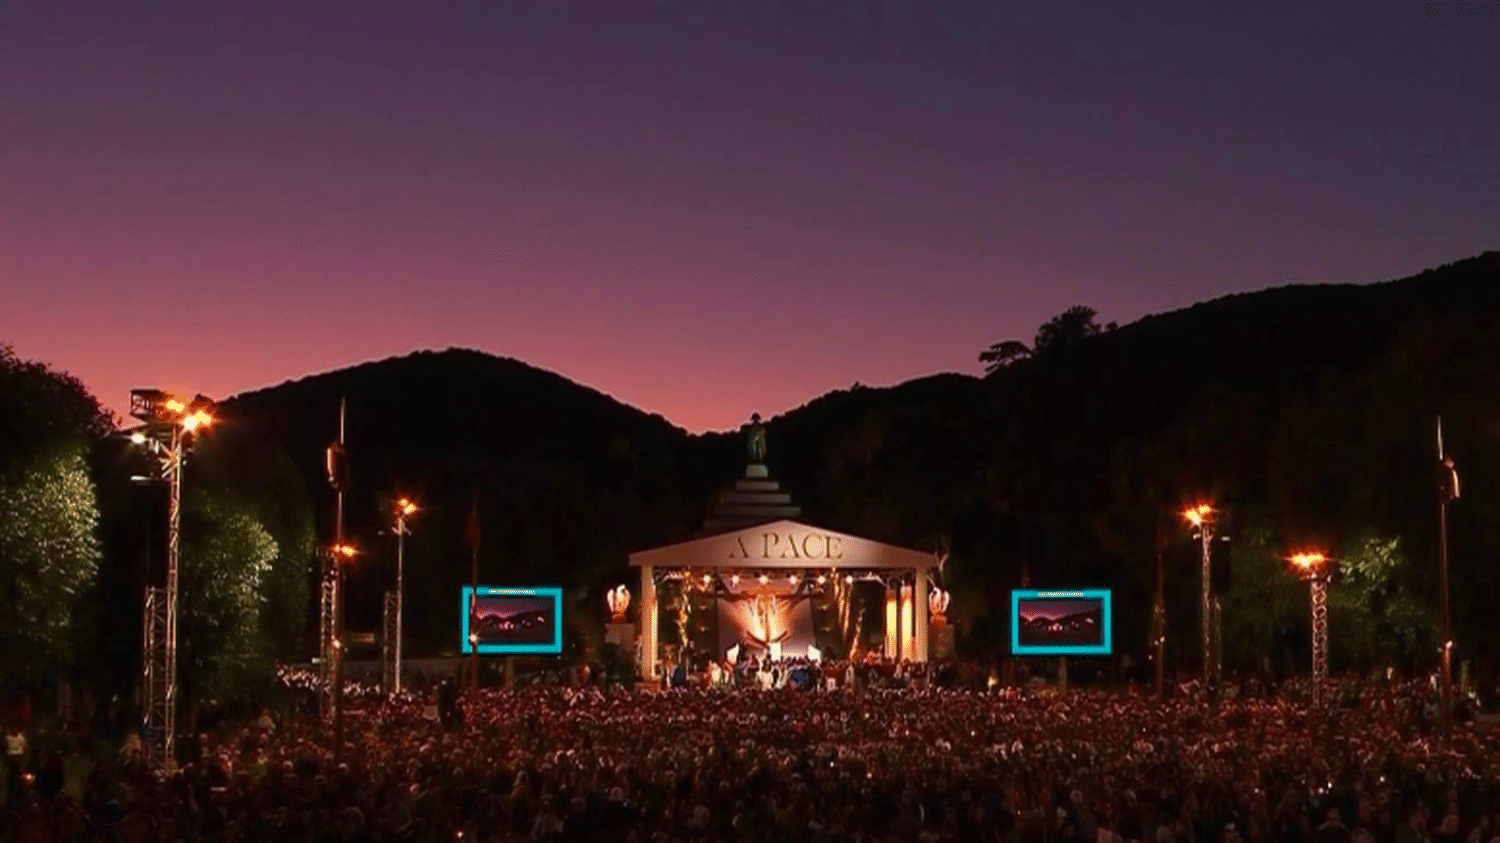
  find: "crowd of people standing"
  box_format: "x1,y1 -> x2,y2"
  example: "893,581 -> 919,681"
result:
2,666 -> 1497,843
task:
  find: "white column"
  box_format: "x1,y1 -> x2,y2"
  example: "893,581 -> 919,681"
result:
914,567 -> 929,663
641,565 -> 657,683
899,583 -> 913,661
884,586 -> 898,658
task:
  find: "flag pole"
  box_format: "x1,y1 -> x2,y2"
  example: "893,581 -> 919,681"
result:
469,493 -> 480,705
1437,416 -> 1454,743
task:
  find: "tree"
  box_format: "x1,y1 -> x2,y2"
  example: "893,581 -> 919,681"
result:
1325,535 -> 1432,672
978,340 -> 1032,374
1032,305 -> 1106,358
177,489 -> 279,704
0,448 -> 103,687
979,305 -> 1111,374
0,345 -> 110,688
188,430 -> 315,661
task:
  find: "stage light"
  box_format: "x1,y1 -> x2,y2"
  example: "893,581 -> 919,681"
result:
1182,503 -> 1213,527
759,574 -> 768,585
130,432 -> 146,445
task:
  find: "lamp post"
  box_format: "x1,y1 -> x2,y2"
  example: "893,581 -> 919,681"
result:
390,498 -> 417,696
126,390 -> 214,771
1182,504 -> 1216,683
324,398 -> 353,762
1289,552 -> 1331,705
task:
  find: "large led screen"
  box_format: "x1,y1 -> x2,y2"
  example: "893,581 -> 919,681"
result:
461,586 -> 563,655
1010,589 -> 1112,656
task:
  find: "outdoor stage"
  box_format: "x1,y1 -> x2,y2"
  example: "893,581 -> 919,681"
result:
626,425 -> 943,679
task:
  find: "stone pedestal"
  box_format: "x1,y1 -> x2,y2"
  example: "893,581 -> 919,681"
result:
929,622 -> 956,660
605,622 -> 636,654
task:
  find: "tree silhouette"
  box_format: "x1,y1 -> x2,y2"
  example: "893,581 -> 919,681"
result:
979,305 -> 1113,373
978,340 -> 1032,374
1032,305 -> 1106,358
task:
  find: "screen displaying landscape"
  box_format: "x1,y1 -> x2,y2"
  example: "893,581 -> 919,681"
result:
462,587 -> 562,654
1011,590 -> 1112,656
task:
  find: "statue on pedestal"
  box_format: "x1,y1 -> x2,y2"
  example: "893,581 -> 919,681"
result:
747,413 -> 767,464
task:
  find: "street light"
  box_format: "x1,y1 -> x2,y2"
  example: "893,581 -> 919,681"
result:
1288,551 -> 1332,706
388,498 -> 417,696
125,389 -> 215,771
1182,503 -> 1217,683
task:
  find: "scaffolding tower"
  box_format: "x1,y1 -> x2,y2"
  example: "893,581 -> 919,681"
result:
382,590 -> 399,695
140,586 -> 174,769
318,565 -> 339,720
128,388 -> 212,771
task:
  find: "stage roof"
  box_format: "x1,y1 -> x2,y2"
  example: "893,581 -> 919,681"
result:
628,519 -> 935,570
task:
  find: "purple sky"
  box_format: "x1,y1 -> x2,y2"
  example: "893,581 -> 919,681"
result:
4,2 -> 1496,432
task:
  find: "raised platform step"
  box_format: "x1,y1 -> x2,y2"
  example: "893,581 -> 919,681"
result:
712,504 -> 802,519
734,479 -> 783,492
721,492 -> 793,506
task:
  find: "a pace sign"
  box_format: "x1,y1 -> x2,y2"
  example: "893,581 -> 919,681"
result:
726,530 -> 846,561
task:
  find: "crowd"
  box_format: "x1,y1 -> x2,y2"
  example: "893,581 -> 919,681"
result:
2,666 -> 1498,843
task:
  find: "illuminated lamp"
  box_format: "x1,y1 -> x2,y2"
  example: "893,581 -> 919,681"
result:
606,584 -> 631,622
929,588 -> 951,625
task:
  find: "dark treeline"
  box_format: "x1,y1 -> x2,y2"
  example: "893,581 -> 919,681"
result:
218,252 -> 1500,688
3,251 -> 1499,712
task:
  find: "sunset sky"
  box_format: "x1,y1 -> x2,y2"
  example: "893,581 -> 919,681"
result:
1018,598 -> 1102,623
4,2 -> 1496,432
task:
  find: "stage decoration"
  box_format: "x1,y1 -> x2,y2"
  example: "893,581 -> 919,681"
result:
929,588 -> 951,625
606,584 -> 631,621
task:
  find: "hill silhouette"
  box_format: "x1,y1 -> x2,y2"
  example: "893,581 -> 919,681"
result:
221,348 -> 713,656
221,252 -> 1500,669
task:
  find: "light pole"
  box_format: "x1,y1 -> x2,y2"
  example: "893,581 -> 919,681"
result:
126,390 -> 214,771
328,541 -> 357,761
1182,504 -> 1216,684
323,398 -> 353,762
1289,552 -> 1332,706
390,498 -> 416,696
